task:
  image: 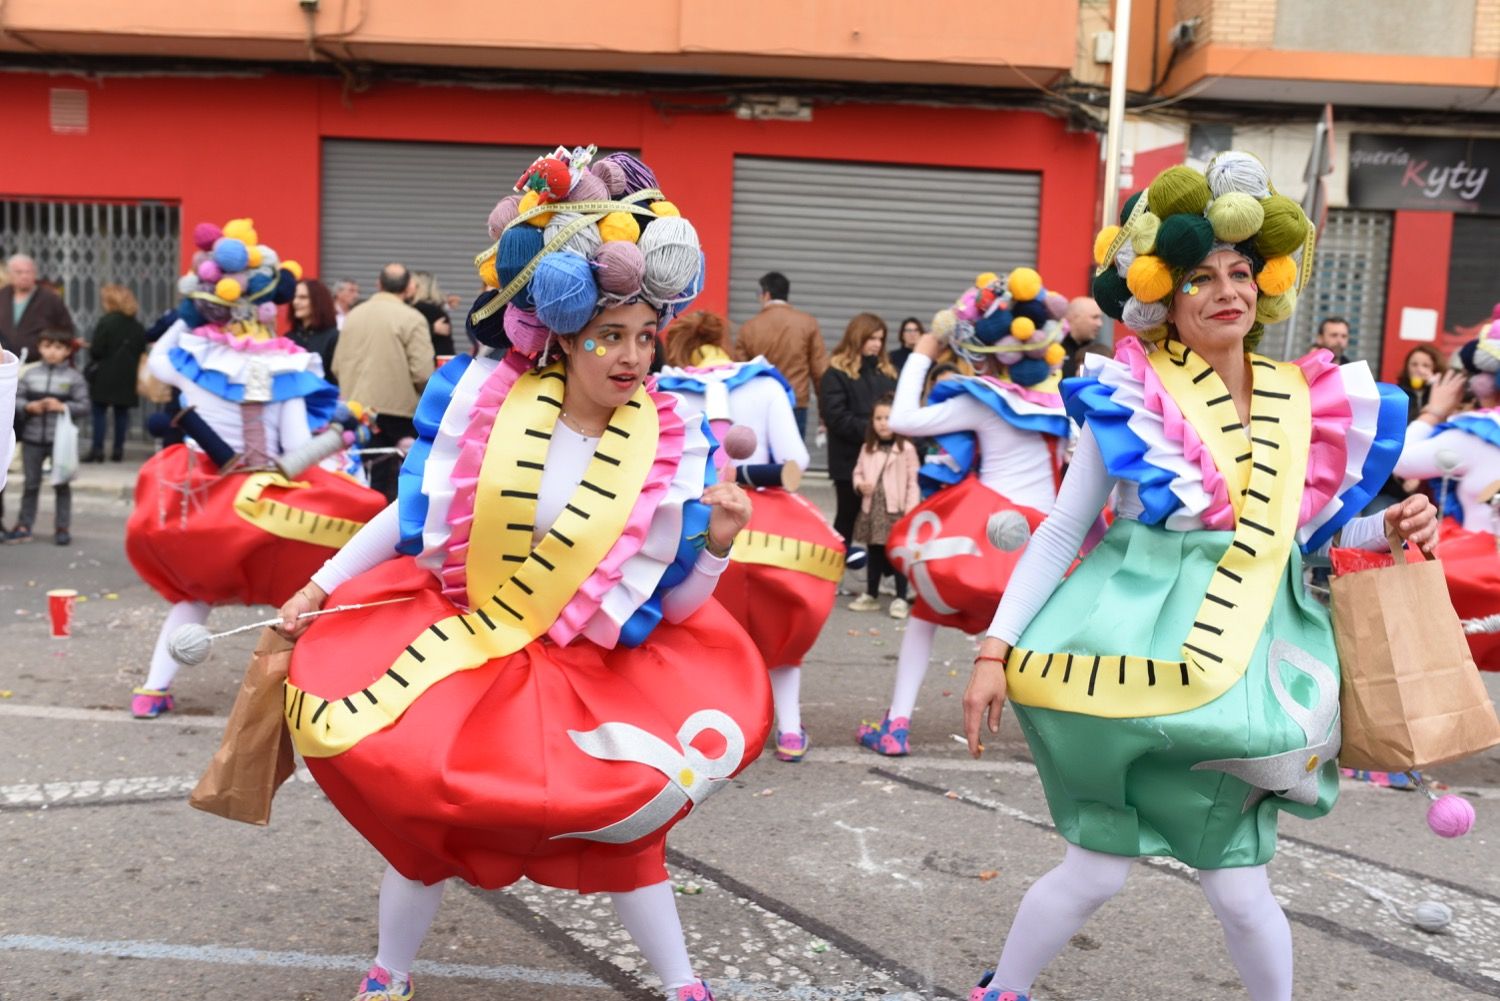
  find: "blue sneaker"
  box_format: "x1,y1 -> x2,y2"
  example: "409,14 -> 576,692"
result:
353,964 -> 413,1000
856,713 -> 910,756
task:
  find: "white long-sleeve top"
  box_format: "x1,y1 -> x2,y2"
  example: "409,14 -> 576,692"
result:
311,423 -> 727,628
987,425 -> 1394,646
0,349 -> 17,490
660,364 -> 809,469
889,353 -> 1058,513
1392,420 -> 1500,532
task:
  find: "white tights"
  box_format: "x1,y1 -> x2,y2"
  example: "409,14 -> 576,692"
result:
372,867 -> 695,998
142,600 -> 210,691
768,666 -> 801,734
888,615 -> 939,720
991,845 -> 1293,1001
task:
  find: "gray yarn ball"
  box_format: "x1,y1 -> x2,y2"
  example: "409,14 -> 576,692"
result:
986,509 -> 1031,551
543,212 -> 603,260
637,217 -> 702,306
168,623 -> 214,666
1122,297 -> 1170,331
1411,900 -> 1453,934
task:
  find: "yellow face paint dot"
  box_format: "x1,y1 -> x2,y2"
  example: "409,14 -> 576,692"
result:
595,345 -> 607,357
1305,754 -> 1319,772
678,768 -> 695,787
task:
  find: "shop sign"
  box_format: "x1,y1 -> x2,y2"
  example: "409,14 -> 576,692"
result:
1348,133 -> 1500,215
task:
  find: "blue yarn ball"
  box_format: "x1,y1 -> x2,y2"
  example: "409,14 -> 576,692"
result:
272,267 -> 298,305
974,308 -> 1013,345
497,227 -> 545,311
467,291 -> 506,349
531,252 -> 599,335
213,238 -> 249,274
246,270 -> 275,296
1012,298 -> 1051,327
1009,357 -> 1051,386
177,299 -> 203,327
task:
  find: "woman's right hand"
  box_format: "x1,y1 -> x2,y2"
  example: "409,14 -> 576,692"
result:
1421,371 -> 1466,423
962,636 -> 1012,758
914,332 -> 945,361
277,582 -> 328,639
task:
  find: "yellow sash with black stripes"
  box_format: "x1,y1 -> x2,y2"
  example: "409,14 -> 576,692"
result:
231,471 -> 366,549
1007,341 -> 1310,718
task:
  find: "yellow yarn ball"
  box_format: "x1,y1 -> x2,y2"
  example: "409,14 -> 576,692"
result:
650,201 -> 681,217
1091,229 -> 1119,269
1130,213 -> 1161,255
1255,288 -> 1297,324
519,190 -> 554,228
1206,193 -> 1265,243
282,260 -> 303,281
478,253 -> 500,290
976,271 -> 1000,288
1007,267 -> 1043,301
214,277 -> 242,302
1126,255 -> 1175,304
598,211 -> 641,243
247,246 -> 263,268
1257,256 -> 1297,296
1011,316 -> 1037,340
222,218 -> 257,245
1044,342 -> 1067,367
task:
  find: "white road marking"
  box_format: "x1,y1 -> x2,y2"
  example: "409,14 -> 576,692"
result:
1,770 -> 315,807
0,702 -> 230,729
0,933 -> 608,988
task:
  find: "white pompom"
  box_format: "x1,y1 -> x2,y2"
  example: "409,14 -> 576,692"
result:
168,623 -> 214,666
986,510 -> 1031,551
1410,900 -> 1452,933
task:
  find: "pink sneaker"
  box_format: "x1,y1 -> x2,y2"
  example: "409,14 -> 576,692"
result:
775,728 -> 810,763
353,964 -> 414,1000
856,713 -> 910,756
970,970 -> 1027,1001
676,981 -> 714,1001
130,687 -> 175,719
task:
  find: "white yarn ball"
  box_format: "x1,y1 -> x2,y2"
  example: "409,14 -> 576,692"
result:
177,274 -> 200,296
168,623 -> 214,666
986,509 -> 1031,551
543,212 -> 603,261
1207,151 -> 1272,199
256,245 -> 279,270
1122,297 -> 1170,331
1410,900 -> 1452,933
637,217 -> 701,306
1114,242 -> 1137,278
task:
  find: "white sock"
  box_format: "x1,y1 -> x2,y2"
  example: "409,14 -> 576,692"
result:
768,666 -> 802,734
1198,865 -> 1293,1001
610,880 -> 695,996
888,615 -> 938,720
991,844 -> 1134,992
374,865 -> 445,982
143,600 -> 211,691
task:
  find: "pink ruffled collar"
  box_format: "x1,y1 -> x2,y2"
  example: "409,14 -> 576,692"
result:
190,324 -> 305,355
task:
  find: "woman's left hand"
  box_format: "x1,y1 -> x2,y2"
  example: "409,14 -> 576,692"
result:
703,481 -> 753,554
1384,493 -> 1439,556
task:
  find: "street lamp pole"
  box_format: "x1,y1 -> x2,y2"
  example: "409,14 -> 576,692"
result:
1100,0 -> 1133,230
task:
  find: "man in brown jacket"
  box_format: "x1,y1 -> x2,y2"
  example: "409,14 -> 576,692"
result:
333,263 -> 434,501
734,271 -> 828,435
0,254 -> 75,360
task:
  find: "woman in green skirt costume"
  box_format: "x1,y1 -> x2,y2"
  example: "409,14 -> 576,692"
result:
960,154 -> 1439,1001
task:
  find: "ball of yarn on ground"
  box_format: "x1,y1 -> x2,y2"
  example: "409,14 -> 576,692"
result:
1148,166 -> 1213,219
598,211 -> 641,244
1092,228 -> 1120,268
568,171 -> 608,204
1122,297 -> 1169,331
1410,900 -> 1453,933
1207,193 -> 1266,243
168,623 -> 215,666
592,240 -> 646,297
213,238 -> 249,273
1092,268 -> 1131,318
1255,289 -> 1297,324
1207,151 -> 1272,199
497,226 -> 545,309
544,212 -> 604,260
1130,213 -> 1162,255
1007,267 -> 1043,301
1155,214 -> 1216,268
488,195 -> 522,239
502,305 -> 551,355
193,223 -> 222,251
986,509 -> 1031,551
1427,794 -> 1476,838
722,425 -> 758,460
1257,255 -> 1298,296
1255,196 -> 1310,258
1127,255 -> 1175,303
638,217 -> 701,306
531,252 -> 600,335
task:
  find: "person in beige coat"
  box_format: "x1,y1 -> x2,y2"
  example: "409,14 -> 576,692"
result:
333,263 -> 434,500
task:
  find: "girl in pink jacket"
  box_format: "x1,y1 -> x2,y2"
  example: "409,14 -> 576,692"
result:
849,395 -> 921,617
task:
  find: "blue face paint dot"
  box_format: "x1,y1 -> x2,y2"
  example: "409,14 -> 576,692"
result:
583,339 -> 597,352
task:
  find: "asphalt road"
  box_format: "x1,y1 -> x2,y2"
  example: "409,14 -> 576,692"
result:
2,476 -> 1498,1001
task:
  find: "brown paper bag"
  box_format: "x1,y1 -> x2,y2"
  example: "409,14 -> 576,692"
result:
1331,529 -> 1500,771
189,628 -> 297,825
137,354 -> 174,405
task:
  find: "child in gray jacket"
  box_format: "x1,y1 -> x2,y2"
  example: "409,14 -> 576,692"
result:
7,329 -> 89,545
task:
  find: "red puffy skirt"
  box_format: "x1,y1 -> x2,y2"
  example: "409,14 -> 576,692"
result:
1437,519 -> 1500,672
886,477 -> 1046,635
715,488 -> 843,669
290,557 -> 772,893
125,444 -> 387,607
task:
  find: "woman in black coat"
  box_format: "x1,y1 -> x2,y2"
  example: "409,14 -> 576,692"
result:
288,279 -> 340,385
85,284 -> 147,462
819,312 -> 897,563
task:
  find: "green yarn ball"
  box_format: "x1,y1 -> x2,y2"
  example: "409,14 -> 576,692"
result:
1119,191 -> 1143,226
1154,213 -> 1216,268
1255,288 -> 1297,325
1254,196 -> 1310,258
1092,266 -> 1131,319
1244,321 -> 1266,352
1206,193 -> 1265,243
1147,166 -> 1212,219
1131,212 -> 1162,255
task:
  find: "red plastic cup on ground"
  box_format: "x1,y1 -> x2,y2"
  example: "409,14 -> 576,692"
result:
47,589 -> 77,639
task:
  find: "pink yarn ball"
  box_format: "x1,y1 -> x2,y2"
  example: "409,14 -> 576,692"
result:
1427,794 -> 1476,838
1045,291 -> 1070,321
568,171 -> 608,204
191,250 -> 210,268
342,430 -> 356,445
592,241 -> 646,297
955,289 -> 981,323
197,261 -> 222,283
256,302 -> 279,324
503,306 -> 551,356
193,222 -> 222,252
591,159 -> 628,197
722,425 -> 757,461
487,195 -> 522,240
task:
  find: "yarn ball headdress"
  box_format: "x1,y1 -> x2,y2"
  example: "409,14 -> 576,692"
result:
175,217 -> 302,335
1091,152 -> 1317,352
467,145 -> 705,359
931,268 -> 1071,387
1457,304 -> 1500,376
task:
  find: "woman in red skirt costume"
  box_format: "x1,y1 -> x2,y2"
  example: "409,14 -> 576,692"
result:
127,218 -> 385,718
858,270 -> 1072,755
657,311 -> 844,762
275,147 -> 768,1001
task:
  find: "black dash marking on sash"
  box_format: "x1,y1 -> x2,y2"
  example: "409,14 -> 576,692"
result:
1118,656 -> 1127,684
298,509 -> 306,523
1251,436 -> 1279,449
459,616 -> 476,635
537,395 -> 563,409
501,554 -> 526,563
311,515 -> 320,532
1216,566 -> 1243,583
549,528 -> 575,547
513,577 -> 534,595
581,480 -> 616,499
534,553 -> 555,571
1192,621 -> 1224,635
284,505 -> 293,521
594,451 -> 621,466
1221,423 -> 1242,433
1253,389 -> 1291,400
1018,650 -> 1033,674
1087,657 -> 1100,696
342,696 -> 357,714
1250,415 -> 1280,423
1252,462 -> 1275,475
625,399 -> 642,409
1247,489 -> 1270,503
311,700 -> 329,724
604,425 -> 629,438
1232,541 -> 1257,556
524,428 -> 552,440
539,370 -> 564,381
517,460 -> 545,471
1240,517 -> 1274,535
507,522 -> 532,532
294,690 -> 305,729
386,668 -> 409,687
362,688 -> 378,705
405,644 -> 426,663
1062,655 -> 1073,684
1205,592 -> 1236,609
1193,368 -> 1214,384
1040,654 -> 1053,678
1252,359 -> 1277,370
1146,659 -> 1157,685
564,503 -> 590,519
1180,662 -> 1191,685
1183,643 -> 1224,663
1235,452 -> 1252,463
501,490 -> 539,499
1206,394 -> 1233,407
496,598 -> 524,621
475,608 -> 495,630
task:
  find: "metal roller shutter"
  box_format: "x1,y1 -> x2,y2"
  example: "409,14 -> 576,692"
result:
1445,215 -> 1500,335
1283,209 -> 1392,369
727,157 -> 1042,347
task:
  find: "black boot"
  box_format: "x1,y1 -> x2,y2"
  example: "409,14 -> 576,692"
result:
84,448 -> 105,463
110,448 -> 125,462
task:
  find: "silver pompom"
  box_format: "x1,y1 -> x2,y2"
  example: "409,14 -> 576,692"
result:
167,623 -> 214,666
